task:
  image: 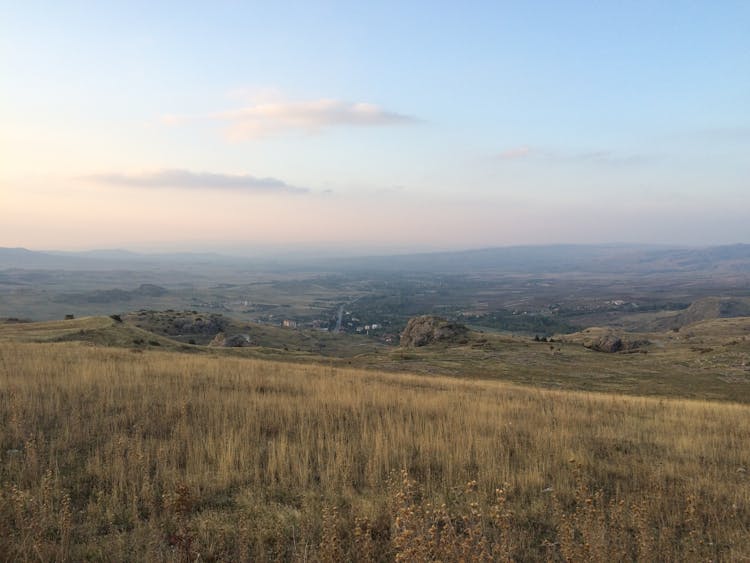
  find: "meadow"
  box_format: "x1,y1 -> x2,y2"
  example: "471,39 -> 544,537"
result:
1,342 -> 749,561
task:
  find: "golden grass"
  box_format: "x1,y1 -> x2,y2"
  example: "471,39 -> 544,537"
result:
1,342 -> 749,561
5,315 -> 750,403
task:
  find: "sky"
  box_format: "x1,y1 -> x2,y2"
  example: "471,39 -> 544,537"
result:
1,1 -> 749,254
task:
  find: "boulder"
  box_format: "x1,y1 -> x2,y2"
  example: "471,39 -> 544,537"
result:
585,333 -> 624,353
583,331 -> 649,353
208,332 -> 226,347
208,332 -> 251,347
400,315 -> 469,347
225,334 -> 251,347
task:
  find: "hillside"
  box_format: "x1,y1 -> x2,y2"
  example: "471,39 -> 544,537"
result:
4,243 -> 750,275
665,296 -> 750,329
2,310 -> 750,561
123,310 -> 384,358
0,316 -> 194,351
3,311 -> 750,402
1,342 -> 749,560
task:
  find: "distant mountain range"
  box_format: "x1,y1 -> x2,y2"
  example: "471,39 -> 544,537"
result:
325,243 -> 750,275
2,244 -> 750,275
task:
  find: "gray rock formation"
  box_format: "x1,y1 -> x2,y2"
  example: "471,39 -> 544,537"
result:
400,315 -> 469,347
583,331 -> 649,353
225,334 -> 251,347
209,332 -> 226,347
208,332 -> 251,347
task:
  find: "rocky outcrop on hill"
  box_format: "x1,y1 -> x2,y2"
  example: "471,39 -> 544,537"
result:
583,331 -> 650,353
208,332 -> 252,347
209,332 -> 226,347
226,334 -> 251,347
400,315 -> 469,347
127,310 -> 229,336
168,315 -> 227,336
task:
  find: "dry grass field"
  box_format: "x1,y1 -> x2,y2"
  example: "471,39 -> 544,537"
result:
4,314 -> 750,403
1,342 -> 750,561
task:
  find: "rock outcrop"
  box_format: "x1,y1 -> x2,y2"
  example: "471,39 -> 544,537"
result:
583,331 -> 649,353
209,332 -> 251,347
225,334 -> 251,347
128,310 -> 229,336
208,332 -> 226,347
400,315 -> 469,347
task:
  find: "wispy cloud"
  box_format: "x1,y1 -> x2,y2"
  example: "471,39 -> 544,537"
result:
84,169 -> 308,194
163,95 -> 418,140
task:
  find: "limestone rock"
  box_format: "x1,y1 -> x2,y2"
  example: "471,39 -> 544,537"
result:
209,332 -> 226,347
400,315 -> 469,347
583,331 -> 649,353
208,332 -> 251,347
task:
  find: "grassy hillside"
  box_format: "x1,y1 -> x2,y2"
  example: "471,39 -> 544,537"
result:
3,314 -> 750,402
1,343 -> 749,561
0,316 -> 193,351
123,310 -> 385,357
670,296 -> 750,327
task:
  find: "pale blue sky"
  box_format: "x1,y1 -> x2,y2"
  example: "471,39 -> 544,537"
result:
2,1 -> 748,251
